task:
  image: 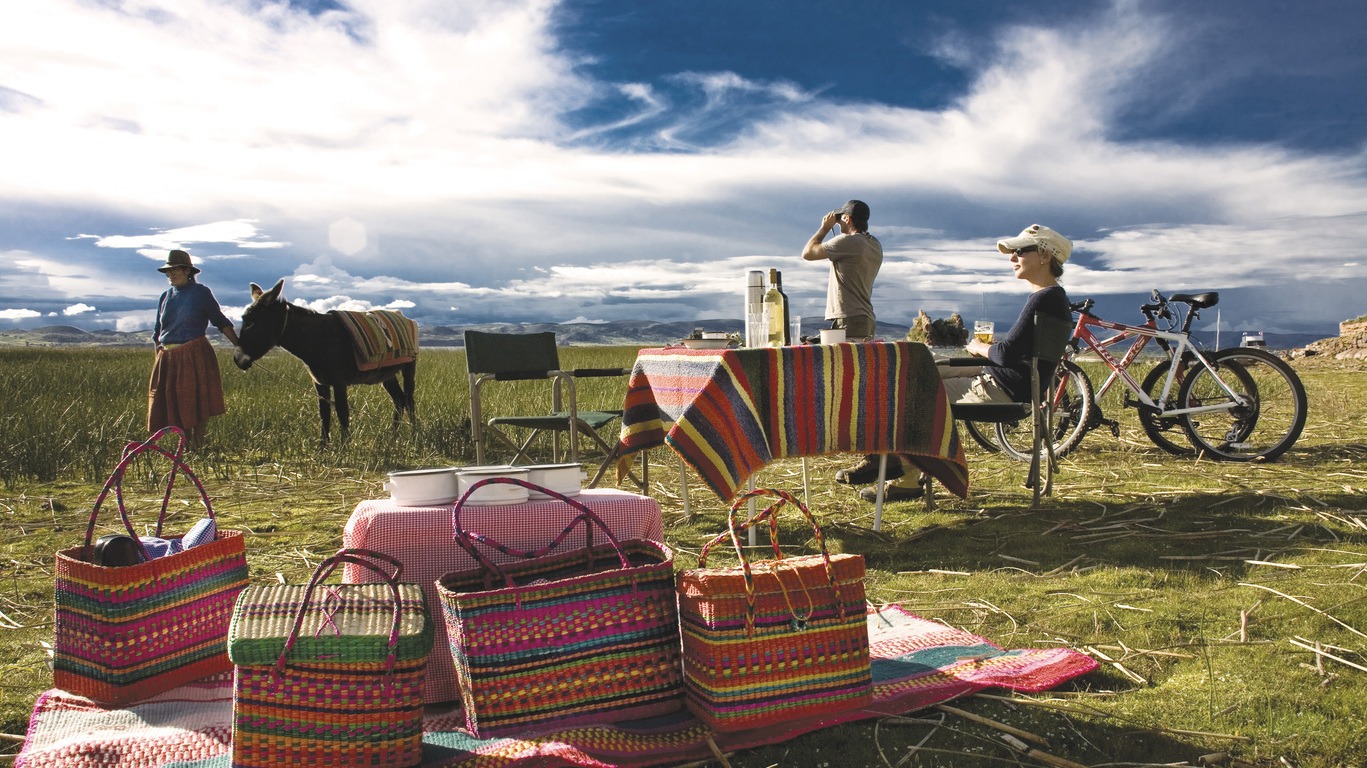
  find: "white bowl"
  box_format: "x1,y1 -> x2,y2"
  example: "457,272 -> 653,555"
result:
455,466 -> 531,505
522,463 -> 586,499
384,467 -> 461,507
681,338 -> 732,350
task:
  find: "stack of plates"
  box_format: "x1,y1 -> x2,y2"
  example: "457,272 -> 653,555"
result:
522,463 -> 586,499
455,466 -> 531,506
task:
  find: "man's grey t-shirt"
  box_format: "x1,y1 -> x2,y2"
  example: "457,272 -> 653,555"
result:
822,232 -> 883,322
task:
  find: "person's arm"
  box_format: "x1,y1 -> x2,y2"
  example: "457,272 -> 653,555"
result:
199,284 -> 239,347
801,211 -> 842,261
219,324 -> 240,347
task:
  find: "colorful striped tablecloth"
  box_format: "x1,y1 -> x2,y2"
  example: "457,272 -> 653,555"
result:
617,341 -> 968,501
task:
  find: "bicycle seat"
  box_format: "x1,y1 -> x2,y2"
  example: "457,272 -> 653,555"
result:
1169,291 -> 1219,309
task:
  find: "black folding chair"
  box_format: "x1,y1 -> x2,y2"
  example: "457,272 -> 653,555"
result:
464,330 -> 639,487
944,312 -> 1074,507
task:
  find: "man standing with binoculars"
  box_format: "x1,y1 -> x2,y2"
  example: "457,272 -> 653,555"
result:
800,199 -> 883,340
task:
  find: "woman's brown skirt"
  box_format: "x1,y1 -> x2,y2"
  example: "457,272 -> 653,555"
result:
147,335 -> 226,434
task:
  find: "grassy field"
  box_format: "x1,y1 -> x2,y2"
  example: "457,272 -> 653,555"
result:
1,345 -> 1365,767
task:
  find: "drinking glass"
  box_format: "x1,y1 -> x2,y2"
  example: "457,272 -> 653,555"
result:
974,320 -> 995,344
790,315 -> 802,344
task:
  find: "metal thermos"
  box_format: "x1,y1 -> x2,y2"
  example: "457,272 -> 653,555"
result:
745,270 -> 765,348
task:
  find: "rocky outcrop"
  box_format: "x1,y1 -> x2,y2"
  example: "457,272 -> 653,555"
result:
907,311 -> 968,347
1297,316 -> 1367,359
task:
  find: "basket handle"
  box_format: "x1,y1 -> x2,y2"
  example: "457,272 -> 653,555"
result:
450,476 -> 630,589
83,427 -> 215,562
698,488 -> 847,635
276,548 -> 406,677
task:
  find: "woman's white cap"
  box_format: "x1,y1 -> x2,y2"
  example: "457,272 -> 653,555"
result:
997,224 -> 1072,264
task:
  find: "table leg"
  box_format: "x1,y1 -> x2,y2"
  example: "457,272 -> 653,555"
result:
872,454 -> 889,531
679,452 -> 692,520
748,474 -> 758,547
801,457 -> 811,507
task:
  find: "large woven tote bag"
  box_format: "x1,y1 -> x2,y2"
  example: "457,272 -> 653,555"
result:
677,488 -> 872,731
53,427 -> 249,706
437,477 -> 682,738
228,549 -> 433,768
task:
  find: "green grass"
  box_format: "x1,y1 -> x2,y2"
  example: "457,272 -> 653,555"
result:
1,347 -> 1365,767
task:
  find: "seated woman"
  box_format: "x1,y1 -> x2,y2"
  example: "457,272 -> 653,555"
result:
839,224 -> 1073,502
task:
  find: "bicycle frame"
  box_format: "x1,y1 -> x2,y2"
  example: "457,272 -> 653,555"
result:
1071,313 -> 1247,418
1068,318 -> 1158,403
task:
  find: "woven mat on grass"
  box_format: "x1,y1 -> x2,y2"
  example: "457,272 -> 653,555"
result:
17,606 -> 1097,768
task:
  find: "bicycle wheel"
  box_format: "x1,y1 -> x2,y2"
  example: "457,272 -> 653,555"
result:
962,420 -> 1002,452
995,360 -> 1095,462
1176,348 -> 1306,461
1138,361 -> 1194,455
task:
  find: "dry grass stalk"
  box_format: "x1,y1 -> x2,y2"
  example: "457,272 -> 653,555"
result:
999,734 -> 1089,768
1288,638 -> 1367,673
704,734 -> 733,768
1084,645 -> 1148,685
935,703 -> 1050,747
1239,582 -> 1367,640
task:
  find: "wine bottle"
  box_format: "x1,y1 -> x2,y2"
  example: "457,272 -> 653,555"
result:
763,268 -> 790,347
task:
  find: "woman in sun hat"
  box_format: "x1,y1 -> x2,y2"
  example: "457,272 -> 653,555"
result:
854,224 -> 1074,503
147,249 -> 241,447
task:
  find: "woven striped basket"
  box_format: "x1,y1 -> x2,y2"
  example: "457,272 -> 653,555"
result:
437,478 -> 682,738
677,488 -> 872,731
52,428 -> 249,706
228,549 -> 432,768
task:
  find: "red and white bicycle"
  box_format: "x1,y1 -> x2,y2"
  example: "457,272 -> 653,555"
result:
964,289 -> 1307,462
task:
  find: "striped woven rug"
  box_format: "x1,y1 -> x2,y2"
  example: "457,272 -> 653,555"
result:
332,309 -> 418,371
16,606 -> 1096,768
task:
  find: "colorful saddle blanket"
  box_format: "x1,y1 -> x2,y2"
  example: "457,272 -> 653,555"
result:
333,310 -> 419,371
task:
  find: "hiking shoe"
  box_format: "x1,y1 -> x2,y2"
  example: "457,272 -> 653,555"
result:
859,480 -> 925,503
835,455 -> 903,485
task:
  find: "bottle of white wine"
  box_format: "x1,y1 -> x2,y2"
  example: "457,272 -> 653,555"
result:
763,268 -> 790,347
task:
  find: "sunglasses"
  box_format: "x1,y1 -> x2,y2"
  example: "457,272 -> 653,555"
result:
1011,245 -> 1040,257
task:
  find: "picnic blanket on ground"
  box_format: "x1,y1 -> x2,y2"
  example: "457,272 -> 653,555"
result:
16,606 -> 1096,768
617,342 -> 969,502
332,309 -> 418,371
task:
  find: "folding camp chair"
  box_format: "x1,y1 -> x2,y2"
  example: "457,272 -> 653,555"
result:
464,330 -> 640,487
943,312 -> 1074,508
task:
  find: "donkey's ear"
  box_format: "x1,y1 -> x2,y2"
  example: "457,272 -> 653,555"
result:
264,279 -> 285,303
249,282 -> 264,300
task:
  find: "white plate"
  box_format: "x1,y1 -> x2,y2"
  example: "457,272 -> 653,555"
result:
389,494 -> 461,507
681,338 -> 733,350
456,467 -> 531,505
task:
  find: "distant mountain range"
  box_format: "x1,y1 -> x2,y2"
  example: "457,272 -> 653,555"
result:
0,321 -> 1334,352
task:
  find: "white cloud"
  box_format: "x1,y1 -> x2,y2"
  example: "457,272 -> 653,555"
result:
0,1 -> 1364,332
63,303 -> 96,315
0,308 -> 41,320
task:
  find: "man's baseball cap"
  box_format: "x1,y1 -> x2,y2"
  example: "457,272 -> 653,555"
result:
836,200 -> 870,221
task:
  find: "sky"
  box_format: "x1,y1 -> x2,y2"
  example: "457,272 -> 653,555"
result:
2,0 -> 1365,337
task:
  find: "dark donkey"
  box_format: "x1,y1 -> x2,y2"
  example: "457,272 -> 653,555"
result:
233,279 -> 416,443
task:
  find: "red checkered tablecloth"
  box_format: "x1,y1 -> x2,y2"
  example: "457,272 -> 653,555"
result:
341,489 -> 665,705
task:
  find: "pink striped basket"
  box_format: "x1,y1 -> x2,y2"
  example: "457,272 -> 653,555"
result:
52,427 -> 249,706
436,478 -> 682,738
